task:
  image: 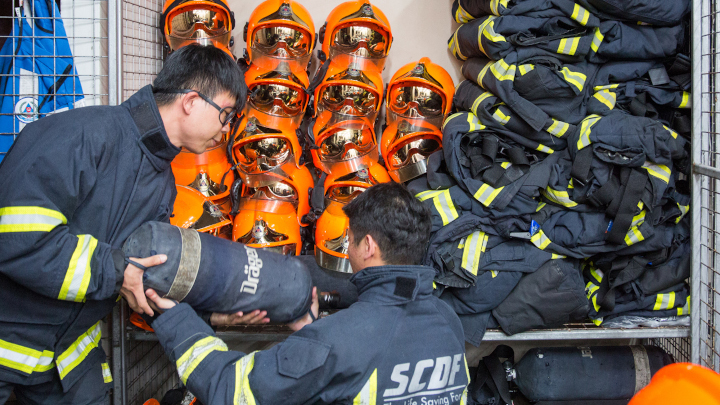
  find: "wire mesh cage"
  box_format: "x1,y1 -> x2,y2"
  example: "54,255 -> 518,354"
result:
0,0 -> 108,160
120,0 -> 163,101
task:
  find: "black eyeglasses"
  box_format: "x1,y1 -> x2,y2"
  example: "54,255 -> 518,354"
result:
156,88 -> 238,127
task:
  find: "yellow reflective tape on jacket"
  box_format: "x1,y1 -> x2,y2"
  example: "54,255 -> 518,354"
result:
482,17 -> 506,46
541,187 -> 577,207
433,190 -> 459,226
590,267 -> 604,284
471,91 -> 494,114
586,283 -> 601,312
476,17 -> 497,58
467,112 -> 485,132
536,144 -> 554,154
624,212 -> 646,246
577,115 -> 602,150
492,108 -> 510,125
679,92 -> 690,108
654,292 -> 676,311
531,230 -> 551,250
677,297 -> 690,315
591,27 -> 604,52
489,0 -> 509,15
474,183 -> 504,207
642,162 -> 671,184
557,37 -> 581,55
58,234 -> 98,302
416,189 -> 445,202
536,201 -> 546,212
444,112 -> 465,128
455,3 -> 473,23
57,321 -> 102,379
450,28 -> 467,61
594,89 -> 616,110
101,362 -> 113,383
571,3 -> 590,26
593,84 -> 619,92
518,64 -> 535,76
234,351 -> 257,405
0,206 -> 67,233
0,339 -> 54,375
676,203 -> 689,223
461,231 -> 488,275
490,59 -> 516,81
353,368 -> 378,405
176,336 -> 228,384
560,67 -> 586,92
663,125 -> 679,139
476,60 -> 494,87
546,119 -> 570,137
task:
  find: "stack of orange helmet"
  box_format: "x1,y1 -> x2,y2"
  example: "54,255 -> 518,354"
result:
230,0 -> 316,256
382,58 -> 455,183
161,0 -> 239,240
310,1 -> 394,273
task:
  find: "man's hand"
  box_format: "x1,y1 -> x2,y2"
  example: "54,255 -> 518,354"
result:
288,287 -> 319,332
120,255 -> 166,316
210,310 -> 270,326
145,288 -> 177,314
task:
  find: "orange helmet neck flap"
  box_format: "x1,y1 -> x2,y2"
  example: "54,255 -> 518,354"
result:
232,199 -> 302,255
381,118 -> 443,183
244,0 -> 316,69
319,1 -> 392,70
162,0 -> 235,54
171,185 -> 233,239
315,199 -> 352,273
171,139 -> 234,205
386,57 -> 455,130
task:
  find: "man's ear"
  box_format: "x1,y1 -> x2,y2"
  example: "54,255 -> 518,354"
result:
180,92 -> 196,115
364,234 -> 378,259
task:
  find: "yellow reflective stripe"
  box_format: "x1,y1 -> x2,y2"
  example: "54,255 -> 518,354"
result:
482,18 -> 506,45
471,91 -> 494,114
492,108 -> 510,125
536,144 -> 554,154
586,283 -> 601,312
590,268 -> 603,284
177,336 -> 228,384
353,368 -> 378,405
101,362 -> 113,383
624,225 -> 645,246
416,189 -> 444,202
450,28 -> 467,61
560,67 -> 586,92
591,27 -> 604,52
642,162 -> 671,184
568,179 -> 575,189
654,292 -> 676,311
546,119 -> 570,137
34,350 -> 55,372
433,190 -> 459,226
663,125 -> 679,139
518,64 -> 535,76
571,3 -> 590,26
557,37 -> 581,55
500,161 -> 511,169
58,235 -> 98,302
678,297 -> 690,315
234,352 -> 257,405
541,187 -> 577,207
57,321 -> 102,379
0,339 -> 48,375
0,206 -> 67,233
593,84 -> 619,92
592,317 -> 603,326
473,183 -> 504,207
550,254 -> 566,260
461,231 -> 488,275
466,112 -> 485,132
491,271 -> 498,278
490,0 -> 509,15
531,230 -> 551,250
490,59 -> 516,81
577,115 -> 601,150
476,17 -> 494,57
455,3 -> 473,23
536,201 -> 546,212
676,203 -> 689,224
433,281 -> 437,289
679,92 -> 690,108
593,90 -> 616,110
444,112 -> 464,128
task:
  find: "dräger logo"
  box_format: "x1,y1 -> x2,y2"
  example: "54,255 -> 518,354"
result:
241,246 -> 262,294
382,354 -> 466,404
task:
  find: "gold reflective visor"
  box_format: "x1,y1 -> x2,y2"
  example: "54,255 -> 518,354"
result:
249,84 -> 305,117
319,128 -> 375,160
254,26 -> 312,58
320,84 -> 377,115
236,137 -> 293,172
243,181 -> 299,202
388,85 -> 444,117
333,25 -> 387,57
389,138 -> 441,167
168,9 -> 230,49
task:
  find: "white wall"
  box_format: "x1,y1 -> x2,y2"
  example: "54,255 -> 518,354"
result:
227,0 -> 464,86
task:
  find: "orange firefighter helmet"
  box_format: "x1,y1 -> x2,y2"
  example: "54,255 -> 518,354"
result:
162,0 -> 235,55
171,185 -> 233,239
381,118 -> 443,183
232,198 -> 302,255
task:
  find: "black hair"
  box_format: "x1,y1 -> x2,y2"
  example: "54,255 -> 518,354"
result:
343,182 -> 432,265
153,44 -> 247,109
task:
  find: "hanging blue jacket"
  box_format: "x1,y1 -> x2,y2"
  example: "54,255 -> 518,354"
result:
0,85 -> 178,391
0,0 -> 84,161
152,265 -> 471,405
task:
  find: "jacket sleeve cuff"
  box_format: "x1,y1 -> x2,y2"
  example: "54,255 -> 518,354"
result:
112,248 -> 126,295
152,303 -> 216,361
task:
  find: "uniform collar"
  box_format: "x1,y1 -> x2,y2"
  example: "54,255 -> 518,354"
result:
350,265 -> 435,305
122,85 -> 180,171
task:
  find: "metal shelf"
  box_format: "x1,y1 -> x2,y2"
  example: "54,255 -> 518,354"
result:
127,324 -> 689,343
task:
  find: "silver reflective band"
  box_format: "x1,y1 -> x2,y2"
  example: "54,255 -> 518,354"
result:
177,336 -> 228,384
234,352 -> 258,405
316,249 -> 353,273
57,322 -> 101,379
630,346 -> 651,394
166,227 -> 202,301
60,235 -> 95,302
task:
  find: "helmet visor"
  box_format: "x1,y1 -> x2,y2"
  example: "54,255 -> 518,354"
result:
319,127 -> 376,161
332,25 -> 387,58
249,83 -> 306,117
319,84 -> 377,116
389,138 -> 441,168
388,85 -> 444,118
253,26 -> 312,58
168,8 -> 231,49
242,181 -> 299,205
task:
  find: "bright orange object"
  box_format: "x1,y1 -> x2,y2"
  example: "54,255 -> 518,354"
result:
244,61 -> 310,128
142,399 -> 160,405
244,0 -> 315,68
319,0 -> 392,70
323,158 -> 391,204
171,185 -> 233,239
629,363 -> 720,405
232,199 -> 302,255
315,199 -> 352,273
171,138 -> 234,202
386,57 -> 455,129
311,107 -> 378,174
162,0 -> 234,55
313,54 -> 384,119
130,312 -> 155,333
381,118 -> 443,183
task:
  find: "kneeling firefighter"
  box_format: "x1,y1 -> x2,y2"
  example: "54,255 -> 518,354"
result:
143,183 -> 471,405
